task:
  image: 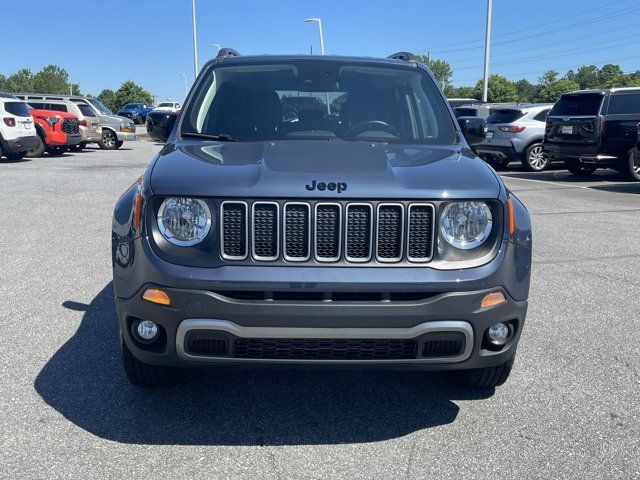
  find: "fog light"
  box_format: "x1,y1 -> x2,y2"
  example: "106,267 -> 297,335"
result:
486,322 -> 510,346
137,320 -> 159,341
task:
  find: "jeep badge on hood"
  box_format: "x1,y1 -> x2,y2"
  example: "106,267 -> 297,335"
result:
305,180 -> 348,193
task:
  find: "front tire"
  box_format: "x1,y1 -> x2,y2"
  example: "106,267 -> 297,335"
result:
522,143 -> 549,171
4,151 -> 27,161
46,145 -> 68,156
68,142 -> 87,152
121,336 -> 184,388
136,114 -> 143,125
26,134 -> 46,158
456,356 -> 515,388
565,159 -> 596,176
625,149 -> 640,181
98,129 -> 118,149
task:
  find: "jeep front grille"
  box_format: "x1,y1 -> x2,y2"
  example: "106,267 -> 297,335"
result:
220,200 -> 434,265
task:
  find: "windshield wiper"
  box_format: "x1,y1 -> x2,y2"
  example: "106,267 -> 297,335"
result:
181,132 -> 240,142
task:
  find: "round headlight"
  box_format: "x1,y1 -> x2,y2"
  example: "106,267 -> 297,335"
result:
440,201 -> 493,250
157,197 -> 211,246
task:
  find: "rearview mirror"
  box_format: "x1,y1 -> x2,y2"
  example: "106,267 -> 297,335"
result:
457,116 -> 487,146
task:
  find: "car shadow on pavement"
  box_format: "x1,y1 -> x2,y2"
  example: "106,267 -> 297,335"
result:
34,283 -> 493,446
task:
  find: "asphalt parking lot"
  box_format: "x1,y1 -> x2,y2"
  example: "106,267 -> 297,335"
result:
1,141 -> 639,480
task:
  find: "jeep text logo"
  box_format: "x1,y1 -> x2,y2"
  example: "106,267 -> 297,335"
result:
305,180 -> 348,193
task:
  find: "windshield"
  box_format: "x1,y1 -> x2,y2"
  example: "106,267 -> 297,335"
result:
181,60 -> 456,144
550,93 -> 603,116
158,103 -> 174,107
87,98 -> 114,115
123,103 -> 140,109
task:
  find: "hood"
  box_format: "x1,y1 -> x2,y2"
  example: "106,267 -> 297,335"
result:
112,114 -> 135,124
150,140 -> 501,199
29,109 -> 77,120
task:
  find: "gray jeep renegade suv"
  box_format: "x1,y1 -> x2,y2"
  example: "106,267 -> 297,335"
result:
112,49 -> 532,389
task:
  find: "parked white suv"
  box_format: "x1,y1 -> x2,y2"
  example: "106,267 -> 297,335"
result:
153,101 -> 181,113
0,93 -> 38,161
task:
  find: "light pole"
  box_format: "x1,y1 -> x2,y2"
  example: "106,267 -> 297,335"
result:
304,18 -> 325,54
304,18 -> 329,113
191,0 -> 199,78
210,43 -> 221,53
179,74 -> 188,97
482,0 -> 492,102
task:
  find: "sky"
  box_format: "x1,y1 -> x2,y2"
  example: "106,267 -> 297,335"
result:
2,0 -> 639,102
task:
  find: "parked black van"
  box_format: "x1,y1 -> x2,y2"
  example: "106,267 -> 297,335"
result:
543,88 -> 640,181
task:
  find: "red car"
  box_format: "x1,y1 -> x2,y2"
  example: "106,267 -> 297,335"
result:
27,108 -> 82,157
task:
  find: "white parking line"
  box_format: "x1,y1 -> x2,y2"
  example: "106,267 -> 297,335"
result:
501,175 -> 592,189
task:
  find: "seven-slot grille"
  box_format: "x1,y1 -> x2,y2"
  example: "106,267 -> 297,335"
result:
220,201 -> 434,265
61,118 -> 79,135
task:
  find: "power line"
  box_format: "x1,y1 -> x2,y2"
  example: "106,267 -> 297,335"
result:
449,25 -> 639,65
430,4 -> 640,54
425,0 -> 632,50
453,35 -> 640,71
452,54 -> 640,84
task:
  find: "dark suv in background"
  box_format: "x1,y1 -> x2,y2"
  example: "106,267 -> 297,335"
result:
544,88 -> 640,180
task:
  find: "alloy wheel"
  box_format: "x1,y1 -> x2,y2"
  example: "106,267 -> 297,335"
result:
103,131 -> 115,148
528,145 -> 548,170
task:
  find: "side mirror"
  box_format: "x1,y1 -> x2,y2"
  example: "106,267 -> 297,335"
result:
147,112 -> 177,143
457,116 -> 487,146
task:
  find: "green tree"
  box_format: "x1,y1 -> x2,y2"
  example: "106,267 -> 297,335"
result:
5,68 -> 34,92
31,65 -> 71,94
538,70 -> 559,85
444,85 -> 476,99
0,74 -> 7,91
566,65 -> 599,90
514,79 -> 540,102
113,81 -> 153,112
96,89 -> 118,112
538,79 -> 580,102
416,55 -> 453,90
598,64 -> 625,88
473,74 -> 517,102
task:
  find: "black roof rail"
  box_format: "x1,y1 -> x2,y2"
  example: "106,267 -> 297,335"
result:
216,48 -> 241,59
387,51 -> 416,61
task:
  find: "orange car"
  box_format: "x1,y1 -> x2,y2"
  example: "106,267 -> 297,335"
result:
27,108 -> 82,157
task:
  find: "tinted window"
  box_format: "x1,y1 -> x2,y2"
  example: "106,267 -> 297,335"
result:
28,102 -> 47,110
87,98 -> 113,115
550,93 -> 603,116
78,104 -> 96,117
4,102 -> 32,117
486,109 -> 524,124
454,107 -> 478,117
123,103 -> 139,109
607,93 -> 640,115
533,109 -> 550,122
47,104 -> 68,112
158,103 -> 173,107
183,60 -> 456,144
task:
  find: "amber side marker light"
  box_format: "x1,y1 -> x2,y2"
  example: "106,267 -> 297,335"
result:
507,199 -> 515,234
481,291 -> 506,308
142,288 -> 171,306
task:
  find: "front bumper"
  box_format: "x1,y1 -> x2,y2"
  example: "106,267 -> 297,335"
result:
114,235 -> 530,370
65,134 -> 83,146
116,130 -> 137,142
0,135 -> 38,154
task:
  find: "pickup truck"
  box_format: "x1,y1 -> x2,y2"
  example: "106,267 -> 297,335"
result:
118,103 -> 154,125
27,107 -> 82,157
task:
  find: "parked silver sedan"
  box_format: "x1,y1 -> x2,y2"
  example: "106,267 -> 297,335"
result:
475,103 -> 553,171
